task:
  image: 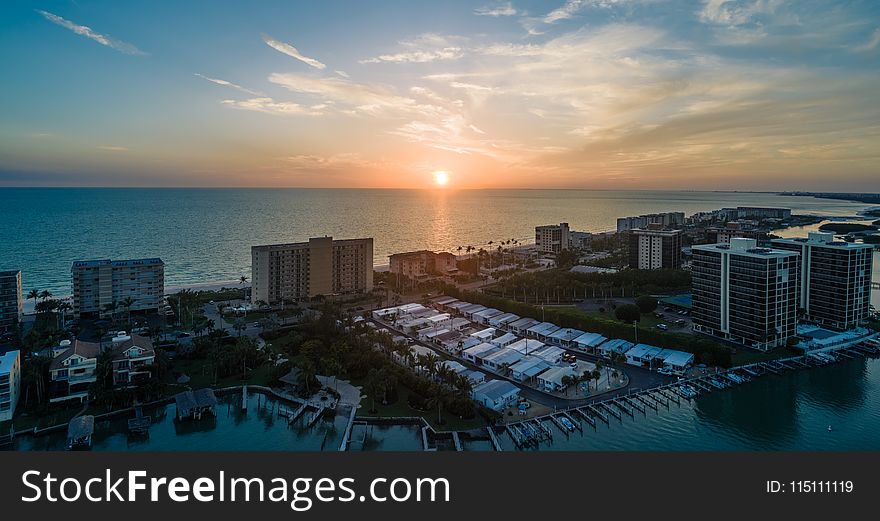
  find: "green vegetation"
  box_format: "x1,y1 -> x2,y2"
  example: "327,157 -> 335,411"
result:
635,295 -> 659,313
485,268 -> 692,303
615,304 -> 641,323
818,222 -> 877,234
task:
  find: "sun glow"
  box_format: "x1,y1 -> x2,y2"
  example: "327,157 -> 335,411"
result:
433,171 -> 449,186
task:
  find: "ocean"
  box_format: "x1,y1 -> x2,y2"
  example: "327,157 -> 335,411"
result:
4,187 -> 880,451
0,188 -> 875,296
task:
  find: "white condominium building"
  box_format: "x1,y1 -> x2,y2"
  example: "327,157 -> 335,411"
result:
692,238 -> 799,351
535,223 -> 571,254
0,349 -> 21,421
771,232 -> 873,331
71,258 -> 165,319
251,236 -> 373,305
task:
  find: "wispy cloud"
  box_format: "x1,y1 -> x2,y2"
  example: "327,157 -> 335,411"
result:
360,34 -> 467,64
360,47 -> 464,64
194,74 -> 262,95
474,2 -> 518,17
262,34 -> 326,69
96,145 -> 129,151
36,10 -> 145,55
221,97 -> 325,116
854,27 -> 880,52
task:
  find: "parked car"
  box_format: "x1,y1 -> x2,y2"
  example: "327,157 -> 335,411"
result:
656,324 -> 668,331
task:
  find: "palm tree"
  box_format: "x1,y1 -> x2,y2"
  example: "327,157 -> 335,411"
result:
239,275 -> 248,284
424,382 -> 451,426
102,301 -> 119,322
233,318 -> 247,338
27,289 -> 40,312
120,296 -> 136,328
39,289 -> 52,302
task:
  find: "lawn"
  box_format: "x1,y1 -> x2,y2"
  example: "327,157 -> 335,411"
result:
350,378 -> 486,432
164,357 -> 278,389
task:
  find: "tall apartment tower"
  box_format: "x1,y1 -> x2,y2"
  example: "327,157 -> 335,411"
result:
692,238 -> 799,351
0,270 -> 23,333
251,237 -> 373,305
71,259 -> 165,319
629,225 -> 683,269
771,232 -> 873,330
535,223 -> 571,254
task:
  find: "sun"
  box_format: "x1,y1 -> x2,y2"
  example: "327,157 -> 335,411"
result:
433,171 -> 449,186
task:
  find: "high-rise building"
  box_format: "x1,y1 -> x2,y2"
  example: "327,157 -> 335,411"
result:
535,223 -> 571,254
692,238 -> 799,351
771,232 -> 873,330
617,212 -> 685,232
629,226 -> 683,269
389,250 -> 457,279
0,270 -> 22,333
251,237 -> 373,305
0,349 -> 21,421
71,259 -> 165,319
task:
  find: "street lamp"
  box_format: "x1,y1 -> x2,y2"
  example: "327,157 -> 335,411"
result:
633,320 -> 638,343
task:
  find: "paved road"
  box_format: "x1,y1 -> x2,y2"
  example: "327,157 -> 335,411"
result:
371,318 -> 675,409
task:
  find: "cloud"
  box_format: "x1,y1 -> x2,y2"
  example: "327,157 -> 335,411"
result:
195,74 -> 262,95
474,2 -> 518,17
262,34 -> 326,69
96,145 -> 129,151
854,28 -> 880,52
360,33 -> 469,64
220,97 -> 325,116
334,70 -> 350,78
542,0 -> 639,24
36,10 -> 145,55
360,47 -> 464,64
697,0 -> 782,26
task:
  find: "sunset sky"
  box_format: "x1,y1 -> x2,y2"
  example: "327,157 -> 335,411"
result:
1,0 -> 878,190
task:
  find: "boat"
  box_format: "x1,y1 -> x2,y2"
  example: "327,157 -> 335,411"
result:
559,417 -> 575,432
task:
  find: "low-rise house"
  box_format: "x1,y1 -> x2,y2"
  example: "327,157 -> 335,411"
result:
509,357 -> 550,383
473,308 -> 504,325
655,350 -> 695,374
536,366 -> 577,392
547,328 -> 585,347
421,328 -> 451,342
440,360 -> 468,374
446,301 -> 473,314
625,344 -> 665,367
470,327 -> 496,342
0,349 -> 21,421
462,342 -> 500,365
49,339 -> 100,403
460,304 -> 487,319
489,332 -> 518,348
531,345 -> 566,364
598,339 -> 634,358
449,317 -> 471,331
430,296 -> 458,310
461,370 -> 486,385
527,322 -> 561,341
107,333 -> 155,387
472,380 -> 520,411
508,317 -> 540,335
572,332 -> 608,352
443,336 -> 480,355
489,312 -> 520,328
481,348 -> 525,372
507,338 -> 545,355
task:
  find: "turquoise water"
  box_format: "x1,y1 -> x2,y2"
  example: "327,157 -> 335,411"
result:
0,188 -> 872,295
13,356 -> 880,451
498,355 -> 880,451
14,392 -> 423,451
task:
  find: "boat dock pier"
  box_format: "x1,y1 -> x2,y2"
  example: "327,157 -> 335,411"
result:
500,335 -> 878,450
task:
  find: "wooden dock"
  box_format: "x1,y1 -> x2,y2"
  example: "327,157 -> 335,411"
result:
241,385 -> 248,411
452,431 -> 463,451
487,427 -> 503,451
